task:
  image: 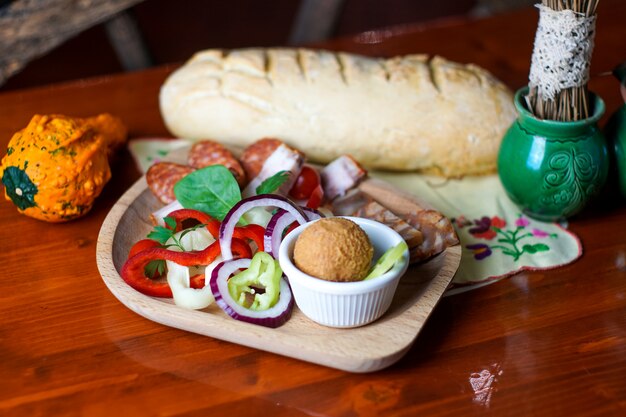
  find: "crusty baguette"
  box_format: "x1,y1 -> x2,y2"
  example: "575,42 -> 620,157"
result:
159,48 -> 516,177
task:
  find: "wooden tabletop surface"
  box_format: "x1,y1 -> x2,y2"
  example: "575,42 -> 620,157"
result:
1,2 -> 626,416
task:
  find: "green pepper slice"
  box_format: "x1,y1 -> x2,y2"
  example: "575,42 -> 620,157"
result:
227,252 -> 282,311
365,241 -> 408,280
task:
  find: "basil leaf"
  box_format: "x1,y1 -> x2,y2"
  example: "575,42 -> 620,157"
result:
174,165 -> 241,221
256,170 -> 289,195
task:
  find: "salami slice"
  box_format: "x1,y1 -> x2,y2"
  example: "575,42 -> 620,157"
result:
187,140 -> 246,186
146,162 -> 194,204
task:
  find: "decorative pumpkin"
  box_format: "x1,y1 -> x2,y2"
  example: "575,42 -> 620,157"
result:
0,114 -> 127,222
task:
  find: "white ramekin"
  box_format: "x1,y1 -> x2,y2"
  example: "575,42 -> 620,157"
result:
278,216 -> 409,328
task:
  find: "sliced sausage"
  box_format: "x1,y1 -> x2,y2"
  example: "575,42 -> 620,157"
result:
187,140 -> 246,187
146,162 -> 194,204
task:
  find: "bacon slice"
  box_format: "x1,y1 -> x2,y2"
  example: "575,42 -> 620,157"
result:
242,144 -> 304,198
239,138 -> 285,180
320,155 -> 367,201
331,189 -> 424,251
146,162 -> 195,204
187,140 -> 246,187
358,178 -> 459,261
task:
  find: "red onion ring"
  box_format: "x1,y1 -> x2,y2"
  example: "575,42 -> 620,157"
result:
263,208 -> 323,258
219,195 -> 307,260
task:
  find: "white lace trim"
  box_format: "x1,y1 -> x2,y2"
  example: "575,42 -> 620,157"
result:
529,5 -> 596,101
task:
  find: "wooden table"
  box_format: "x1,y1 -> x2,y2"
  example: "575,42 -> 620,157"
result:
2,2 -> 626,416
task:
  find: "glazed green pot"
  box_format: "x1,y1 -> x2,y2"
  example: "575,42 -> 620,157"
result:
498,87 -> 608,221
605,104 -> 626,198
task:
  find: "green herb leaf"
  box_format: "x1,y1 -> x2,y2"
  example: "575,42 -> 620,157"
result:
255,170 -> 290,195
147,217 -> 176,245
178,222 -> 209,241
145,260 -> 166,277
174,165 -> 241,221
164,216 -> 177,230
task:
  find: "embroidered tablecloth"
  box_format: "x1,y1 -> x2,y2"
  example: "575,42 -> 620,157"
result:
128,138 -> 582,295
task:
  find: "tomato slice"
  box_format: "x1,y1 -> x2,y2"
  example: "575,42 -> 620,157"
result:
289,166 -> 320,200
306,184 -> 324,209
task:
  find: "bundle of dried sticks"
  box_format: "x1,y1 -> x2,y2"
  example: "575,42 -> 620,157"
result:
526,0 -> 600,121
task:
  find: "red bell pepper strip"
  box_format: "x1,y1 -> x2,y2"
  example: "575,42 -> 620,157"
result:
159,207 -> 263,255
129,239 -> 161,258
189,274 -> 205,289
234,224 -> 265,252
165,208 -> 220,237
121,238 -> 252,298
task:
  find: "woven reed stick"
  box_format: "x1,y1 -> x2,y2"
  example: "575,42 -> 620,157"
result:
527,0 -> 599,121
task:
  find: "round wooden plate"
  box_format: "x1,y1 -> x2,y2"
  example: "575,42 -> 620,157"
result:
96,176 -> 461,373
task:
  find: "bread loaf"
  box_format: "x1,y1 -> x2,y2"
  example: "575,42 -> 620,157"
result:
159,48 -> 516,177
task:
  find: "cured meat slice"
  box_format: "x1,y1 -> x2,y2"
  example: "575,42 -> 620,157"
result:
187,140 -> 246,186
146,162 -> 194,204
331,189 -> 424,251
320,155 -> 367,201
242,144 -> 304,198
358,178 -> 459,261
239,138 -> 284,180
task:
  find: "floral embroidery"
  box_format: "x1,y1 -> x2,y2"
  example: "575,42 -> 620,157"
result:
146,149 -> 170,163
532,228 -> 552,238
468,216 -> 506,240
515,217 -> 530,227
460,214 -> 557,261
467,243 -> 492,260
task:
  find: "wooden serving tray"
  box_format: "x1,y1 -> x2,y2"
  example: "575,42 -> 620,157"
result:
96,176 -> 461,373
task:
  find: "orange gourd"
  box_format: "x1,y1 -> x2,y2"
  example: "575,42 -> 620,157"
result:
0,114 -> 127,222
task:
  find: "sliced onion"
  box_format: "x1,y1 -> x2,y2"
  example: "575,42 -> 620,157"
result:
150,199 -> 184,226
209,258 -> 294,328
263,208 -> 323,258
166,260 -> 216,310
302,206 -> 324,220
219,195 -> 307,260
165,227 -> 219,309
242,206 -> 273,227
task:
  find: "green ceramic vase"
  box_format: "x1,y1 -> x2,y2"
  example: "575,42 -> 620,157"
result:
605,104 -> 626,198
498,87 -> 608,221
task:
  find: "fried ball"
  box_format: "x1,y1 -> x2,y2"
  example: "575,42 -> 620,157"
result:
293,218 -> 373,282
